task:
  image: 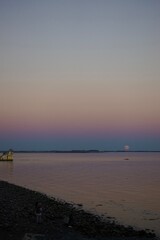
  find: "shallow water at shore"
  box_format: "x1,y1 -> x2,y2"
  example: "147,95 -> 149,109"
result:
0,152 -> 160,236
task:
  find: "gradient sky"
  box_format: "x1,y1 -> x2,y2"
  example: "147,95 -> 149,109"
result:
0,0 -> 160,151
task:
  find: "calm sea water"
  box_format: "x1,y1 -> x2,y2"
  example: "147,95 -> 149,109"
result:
0,152 -> 160,235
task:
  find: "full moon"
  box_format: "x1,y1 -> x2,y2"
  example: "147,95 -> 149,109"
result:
124,145 -> 130,151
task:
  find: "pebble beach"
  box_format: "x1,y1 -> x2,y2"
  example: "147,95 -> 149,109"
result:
0,180 -> 158,240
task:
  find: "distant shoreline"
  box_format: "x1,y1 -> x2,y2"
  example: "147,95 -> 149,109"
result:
1,150 -> 160,153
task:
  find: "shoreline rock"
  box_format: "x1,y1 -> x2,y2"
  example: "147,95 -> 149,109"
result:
0,180 -> 157,240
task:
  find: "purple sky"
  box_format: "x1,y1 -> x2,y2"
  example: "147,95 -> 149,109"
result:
0,0 -> 160,151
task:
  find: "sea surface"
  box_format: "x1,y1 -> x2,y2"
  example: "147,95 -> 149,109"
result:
0,152 -> 160,236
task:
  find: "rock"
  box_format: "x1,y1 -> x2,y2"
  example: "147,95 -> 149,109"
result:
0,180 -> 157,240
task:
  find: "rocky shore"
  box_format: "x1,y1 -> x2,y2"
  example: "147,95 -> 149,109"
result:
0,180 -> 157,240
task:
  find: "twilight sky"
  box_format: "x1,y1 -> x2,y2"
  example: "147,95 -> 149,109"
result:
0,0 -> 160,151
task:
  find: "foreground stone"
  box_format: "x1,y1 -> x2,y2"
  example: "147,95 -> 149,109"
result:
22,233 -> 46,240
0,180 -> 157,240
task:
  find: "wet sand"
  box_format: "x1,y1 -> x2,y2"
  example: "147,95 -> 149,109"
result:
0,180 -> 157,240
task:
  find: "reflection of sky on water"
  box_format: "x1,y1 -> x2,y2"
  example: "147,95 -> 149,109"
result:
0,161 -> 14,180
0,152 -> 160,236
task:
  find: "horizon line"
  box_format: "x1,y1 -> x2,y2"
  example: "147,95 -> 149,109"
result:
1,150 -> 160,153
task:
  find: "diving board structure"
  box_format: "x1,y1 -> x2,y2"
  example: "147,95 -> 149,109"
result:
0,149 -> 13,161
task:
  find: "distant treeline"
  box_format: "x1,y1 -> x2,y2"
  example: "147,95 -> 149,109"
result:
1,150 -> 160,153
